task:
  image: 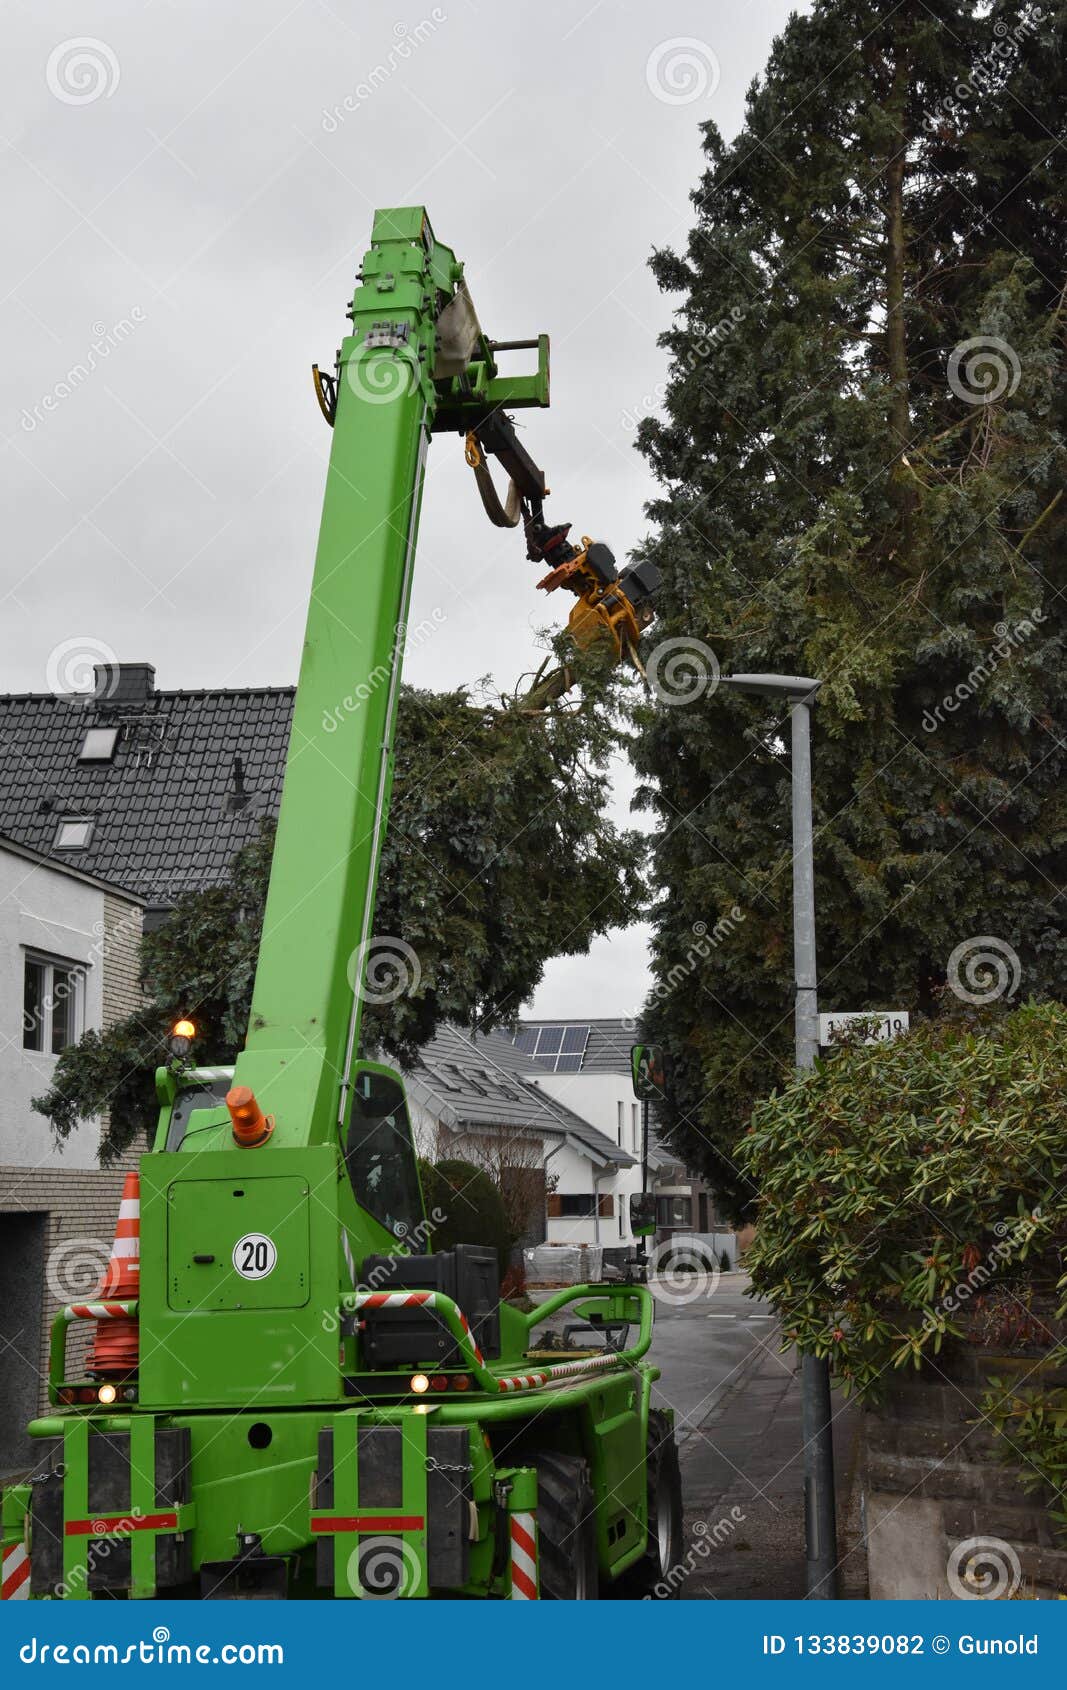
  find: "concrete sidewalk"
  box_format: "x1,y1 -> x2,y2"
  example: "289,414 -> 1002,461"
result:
676,1324 -> 868,1599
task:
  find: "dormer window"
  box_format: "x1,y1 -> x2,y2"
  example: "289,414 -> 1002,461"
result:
79,726 -> 119,762
54,817 -> 94,850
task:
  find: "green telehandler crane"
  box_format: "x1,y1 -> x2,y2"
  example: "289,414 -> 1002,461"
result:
1,206 -> 679,1601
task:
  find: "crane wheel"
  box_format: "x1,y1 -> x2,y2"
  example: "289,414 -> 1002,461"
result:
531,1451 -> 598,1599
608,1410 -> 685,1598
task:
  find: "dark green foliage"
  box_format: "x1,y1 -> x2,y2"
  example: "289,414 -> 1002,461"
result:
34,662 -> 643,1163
368,650 -> 642,1061
419,1158 -> 513,1283
633,0 -> 1067,1212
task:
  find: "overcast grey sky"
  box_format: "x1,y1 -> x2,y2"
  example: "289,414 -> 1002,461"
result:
2,0 -> 805,1017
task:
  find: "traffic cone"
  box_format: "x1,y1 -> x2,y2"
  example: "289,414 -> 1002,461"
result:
88,1172 -> 140,1378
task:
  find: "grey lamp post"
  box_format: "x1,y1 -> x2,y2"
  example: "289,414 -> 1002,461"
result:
718,672 -> 837,1600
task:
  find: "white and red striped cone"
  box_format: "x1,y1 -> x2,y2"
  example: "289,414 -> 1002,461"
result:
88,1172 -> 140,1377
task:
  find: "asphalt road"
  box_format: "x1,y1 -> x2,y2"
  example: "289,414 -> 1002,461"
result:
643,1270 -> 778,1443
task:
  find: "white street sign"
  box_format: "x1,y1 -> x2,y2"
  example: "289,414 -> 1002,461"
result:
818,1010 -> 909,1047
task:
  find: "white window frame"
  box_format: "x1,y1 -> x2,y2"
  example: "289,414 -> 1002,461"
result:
78,726 -> 119,762
54,817 -> 94,850
22,950 -> 86,1056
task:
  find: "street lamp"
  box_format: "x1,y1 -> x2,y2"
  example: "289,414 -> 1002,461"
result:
719,671 -> 838,1600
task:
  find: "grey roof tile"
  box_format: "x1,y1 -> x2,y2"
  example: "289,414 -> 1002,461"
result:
408,1023 -> 634,1170
0,685 -> 294,906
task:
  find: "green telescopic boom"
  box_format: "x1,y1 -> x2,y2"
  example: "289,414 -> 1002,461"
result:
225,206 -> 549,1150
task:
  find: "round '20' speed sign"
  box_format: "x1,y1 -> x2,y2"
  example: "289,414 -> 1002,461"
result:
232,1232 -> 277,1280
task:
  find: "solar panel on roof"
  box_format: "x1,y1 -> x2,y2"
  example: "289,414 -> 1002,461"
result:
512,1029 -> 538,1054
560,1026 -> 589,1054
554,1054 -> 583,1073
535,1025 -> 564,1054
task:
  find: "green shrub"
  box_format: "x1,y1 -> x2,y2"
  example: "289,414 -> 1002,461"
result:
418,1158 -> 513,1285
740,1001 -> 1066,1400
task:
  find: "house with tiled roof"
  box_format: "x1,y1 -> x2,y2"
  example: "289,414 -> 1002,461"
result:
514,1018 -> 744,1264
0,662 -> 291,920
406,1023 -> 635,1250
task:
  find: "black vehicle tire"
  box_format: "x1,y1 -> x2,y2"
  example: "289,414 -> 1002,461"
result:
530,1451 -> 599,1600
609,1410 -> 685,1598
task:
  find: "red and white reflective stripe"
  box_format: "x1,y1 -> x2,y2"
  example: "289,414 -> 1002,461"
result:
359,1291 -> 432,1310
351,1291 -> 619,1394
497,1352 -> 620,1393
456,1309 -> 485,1368
69,1302 -> 130,1320
497,1371 -> 550,1393
1,1542 -> 30,1601
509,1512 -> 538,1600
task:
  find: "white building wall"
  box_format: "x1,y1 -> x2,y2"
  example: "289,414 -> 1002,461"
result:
0,847 -> 107,1168
530,1073 -> 645,1245
408,1093 -> 441,1162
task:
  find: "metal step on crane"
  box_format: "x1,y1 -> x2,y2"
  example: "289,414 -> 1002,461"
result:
2,206 -> 676,1602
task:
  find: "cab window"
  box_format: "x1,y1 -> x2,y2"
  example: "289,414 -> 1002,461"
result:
344,1069 -> 423,1239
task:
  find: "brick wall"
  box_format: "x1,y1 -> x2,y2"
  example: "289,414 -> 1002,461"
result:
101,892 -> 143,1028
0,1163 -> 141,1409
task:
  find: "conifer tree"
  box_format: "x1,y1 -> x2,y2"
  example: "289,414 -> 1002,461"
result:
633,0 -> 1066,1214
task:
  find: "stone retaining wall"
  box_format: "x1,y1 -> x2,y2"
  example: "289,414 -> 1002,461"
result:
863,1342 -> 1067,1599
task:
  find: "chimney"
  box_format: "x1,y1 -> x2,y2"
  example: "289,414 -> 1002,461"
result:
94,662 -> 156,704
